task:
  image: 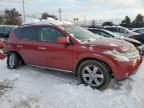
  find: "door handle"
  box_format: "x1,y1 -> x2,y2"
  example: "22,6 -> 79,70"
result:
17,45 -> 23,48
38,46 -> 47,50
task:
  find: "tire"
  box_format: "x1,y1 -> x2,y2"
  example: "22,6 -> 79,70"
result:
7,52 -> 21,69
78,60 -> 111,90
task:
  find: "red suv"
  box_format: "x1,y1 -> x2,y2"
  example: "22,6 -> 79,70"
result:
4,22 -> 142,89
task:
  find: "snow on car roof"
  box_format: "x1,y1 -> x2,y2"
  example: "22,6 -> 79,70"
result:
57,21 -> 73,26
22,18 -> 73,27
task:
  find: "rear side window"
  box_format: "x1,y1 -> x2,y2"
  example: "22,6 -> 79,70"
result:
99,31 -> 112,38
105,27 -> 117,32
95,30 -> 101,35
15,27 -> 39,40
118,28 -> 129,34
89,29 -> 100,35
40,27 -> 64,43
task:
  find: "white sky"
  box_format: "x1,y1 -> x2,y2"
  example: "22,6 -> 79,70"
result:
0,0 -> 144,24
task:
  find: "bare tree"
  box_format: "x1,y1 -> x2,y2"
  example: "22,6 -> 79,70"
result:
120,16 -> 131,28
4,8 -> 22,25
102,21 -> 114,26
132,14 -> 144,28
0,16 -> 4,24
41,12 -> 58,20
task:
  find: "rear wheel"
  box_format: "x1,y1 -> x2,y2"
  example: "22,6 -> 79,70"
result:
7,52 -> 21,69
78,60 -> 111,90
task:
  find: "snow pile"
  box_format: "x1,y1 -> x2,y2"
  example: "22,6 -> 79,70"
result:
0,59 -> 144,108
23,18 -> 60,25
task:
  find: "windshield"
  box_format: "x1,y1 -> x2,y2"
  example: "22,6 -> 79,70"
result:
63,25 -> 101,42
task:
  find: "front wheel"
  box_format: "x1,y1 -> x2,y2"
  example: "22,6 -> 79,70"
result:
7,52 -> 21,69
78,60 -> 111,90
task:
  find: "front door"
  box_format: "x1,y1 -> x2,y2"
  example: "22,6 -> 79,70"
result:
37,26 -> 73,71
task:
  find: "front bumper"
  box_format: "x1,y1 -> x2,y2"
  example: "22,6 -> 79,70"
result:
112,56 -> 142,81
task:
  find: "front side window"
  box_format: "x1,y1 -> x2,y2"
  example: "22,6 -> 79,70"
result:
40,27 -> 64,43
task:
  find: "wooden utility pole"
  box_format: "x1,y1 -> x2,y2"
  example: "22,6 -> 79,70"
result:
22,0 -> 25,22
58,8 -> 62,21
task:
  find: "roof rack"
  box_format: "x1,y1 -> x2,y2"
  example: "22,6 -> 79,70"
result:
18,23 -> 35,27
18,23 -> 56,28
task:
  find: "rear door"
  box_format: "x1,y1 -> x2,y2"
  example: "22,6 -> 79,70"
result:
14,26 -> 41,65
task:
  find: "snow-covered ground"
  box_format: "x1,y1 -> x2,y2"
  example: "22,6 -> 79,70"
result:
0,59 -> 144,108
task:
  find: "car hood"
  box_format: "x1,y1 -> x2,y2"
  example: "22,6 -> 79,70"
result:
83,37 -> 136,52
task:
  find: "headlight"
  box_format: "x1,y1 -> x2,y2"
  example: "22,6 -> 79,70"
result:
120,46 -> 129,52
104,49 -> 129,62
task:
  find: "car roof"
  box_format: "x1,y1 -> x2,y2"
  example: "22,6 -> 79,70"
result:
103,25 -> 125,29
17,21 -> 74,30
16,23 -> 59,29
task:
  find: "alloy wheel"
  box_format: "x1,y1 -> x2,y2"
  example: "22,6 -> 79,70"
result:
82,65 -> 104,87
9,54 -> 15,68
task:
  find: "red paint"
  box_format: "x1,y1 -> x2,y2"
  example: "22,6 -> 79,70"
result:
0,38 -> 7,59
4,24 -> 142,81
56,37 -> 68,44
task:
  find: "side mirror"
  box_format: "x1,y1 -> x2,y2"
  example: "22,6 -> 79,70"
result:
56,37 -> 68,44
